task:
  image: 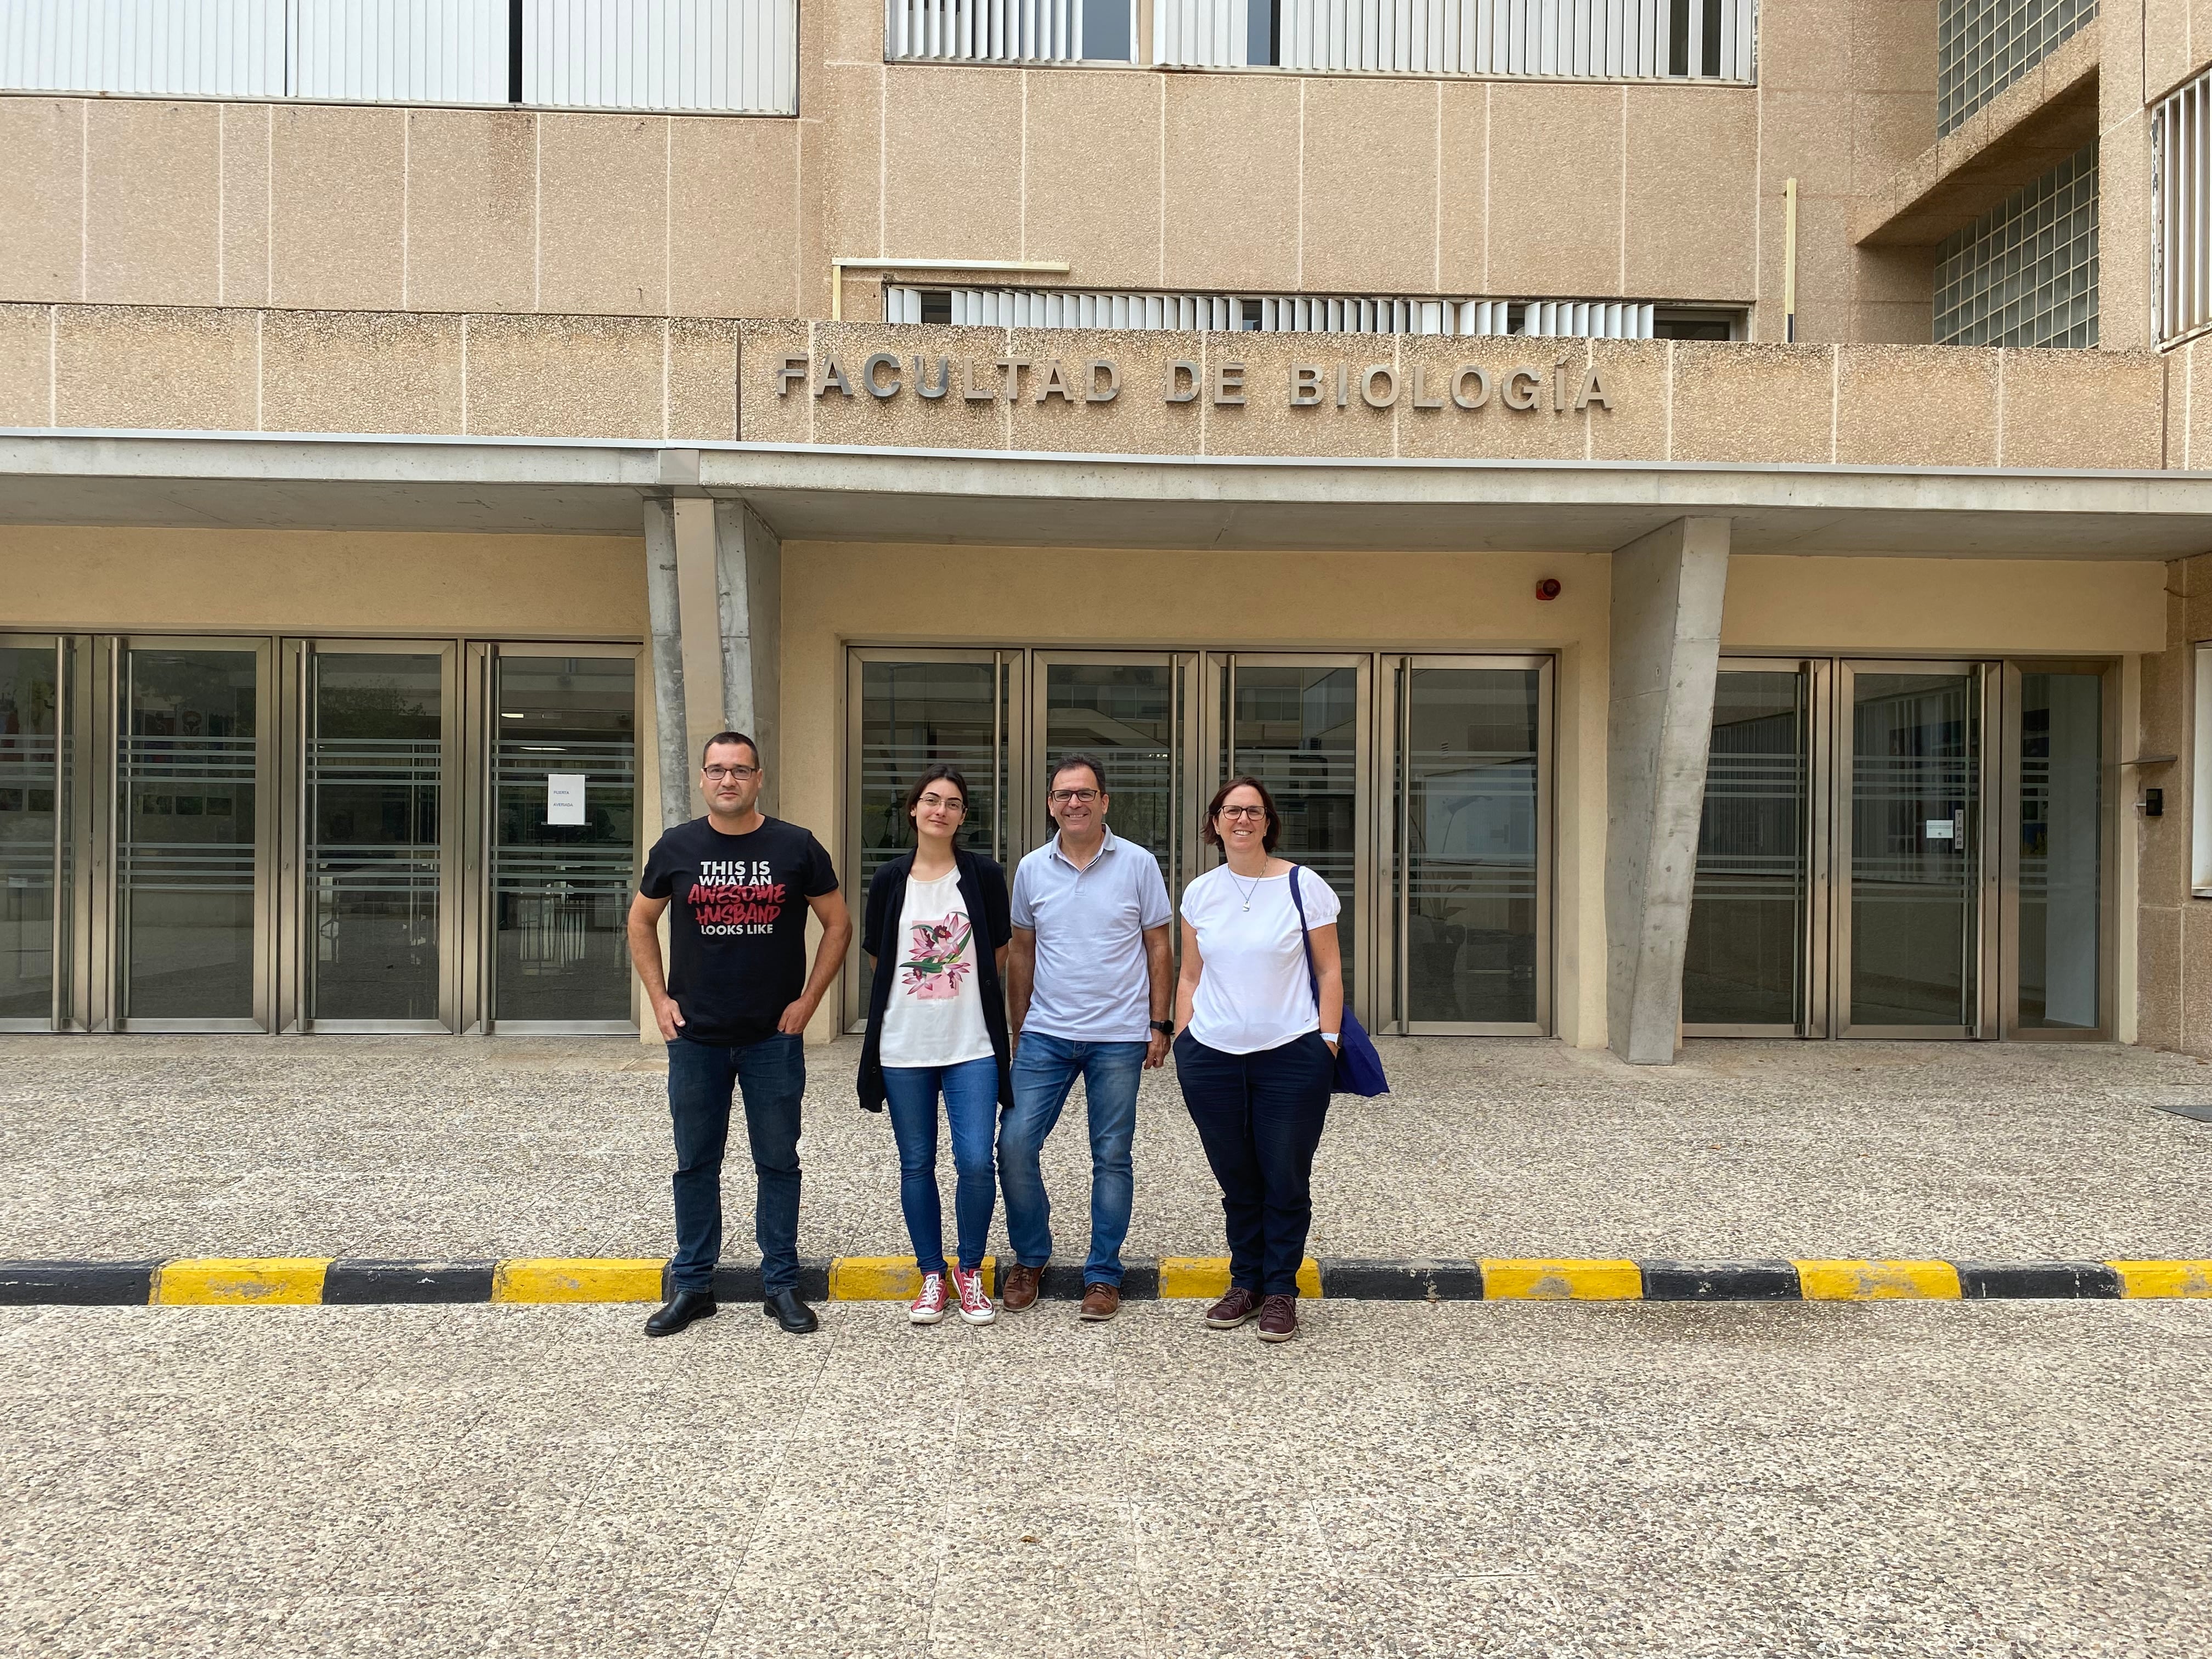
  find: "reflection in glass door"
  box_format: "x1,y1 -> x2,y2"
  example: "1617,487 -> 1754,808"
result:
117,642 -> 269,1028
2006,663 -> 2110,1036
302,648 -> 453,1029
0,640 -> 63,1028
1684,665 -> 1815,1034
1395,660 -> 1548,1033
1838,664 -> 1990,1037
1032,655 -> 1189,892
487,650 -> 638,1030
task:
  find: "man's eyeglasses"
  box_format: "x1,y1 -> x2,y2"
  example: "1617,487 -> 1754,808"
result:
1048,788 -> 1101,806
1216,805 -> 1267,821
701,764 -> 760,782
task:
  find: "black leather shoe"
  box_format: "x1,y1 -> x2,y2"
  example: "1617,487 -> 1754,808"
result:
763,1289 -> 819,1334
645,1290 -> 716,1338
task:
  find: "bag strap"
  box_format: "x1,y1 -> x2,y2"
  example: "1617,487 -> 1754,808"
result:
1287,864 -> 1322,1017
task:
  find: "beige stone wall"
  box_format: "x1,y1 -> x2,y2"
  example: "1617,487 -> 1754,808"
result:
0,0 -> 1934,340
2136,550 -> 2210,1057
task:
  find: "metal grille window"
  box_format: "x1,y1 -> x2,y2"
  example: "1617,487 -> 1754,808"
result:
1933,140 -> 2097,348
1937,0 -> 2095,136
885,287 -> 1689,337
2155,69 -> 2212,343
0,0 -> 798,113
889,0 -> 1756,78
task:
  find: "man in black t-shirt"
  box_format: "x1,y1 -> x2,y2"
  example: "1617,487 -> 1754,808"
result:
627,731 -> 851,1338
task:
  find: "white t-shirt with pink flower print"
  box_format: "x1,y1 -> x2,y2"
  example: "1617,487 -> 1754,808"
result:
878,868 -> 994,1069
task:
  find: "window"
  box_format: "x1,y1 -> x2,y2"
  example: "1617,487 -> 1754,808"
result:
2155,69 -> 2211,344
1938,0 -> 2097,136
1933,140 -> 2097,348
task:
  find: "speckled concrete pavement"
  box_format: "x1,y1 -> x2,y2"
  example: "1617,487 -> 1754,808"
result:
3,1034 -> 2210,1262
3,1297 -> 2208,1658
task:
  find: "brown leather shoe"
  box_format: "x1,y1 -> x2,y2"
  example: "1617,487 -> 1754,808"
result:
1079,1283 -> 1120,1322
1257,1294 -> 1298,1342
999,1263 -> 1041,1312
1204,1286 -> 1263,1329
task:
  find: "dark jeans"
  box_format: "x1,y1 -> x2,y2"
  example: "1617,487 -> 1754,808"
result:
881,1056 -> 1001,1276
666,1031 -> 805,1295
1001,1033 -> 1145,1286
1173,1030 -> 1333,1297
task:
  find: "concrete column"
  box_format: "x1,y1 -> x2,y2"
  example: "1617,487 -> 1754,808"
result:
1605,517 -> 1730,1065
641,498 -> 693,833
713,500 -> 783,814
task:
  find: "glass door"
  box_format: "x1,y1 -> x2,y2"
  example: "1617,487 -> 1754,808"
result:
1392,658 -> 1549,1035
1029,653 -> 1195,896
1836,662 -> 1995,1039
115,639 -> 273,1030
1684,663 -> 1821,1036
2002,661 -> 2114,1038
0,638 -> 64,1030
481,647 -> 639,1032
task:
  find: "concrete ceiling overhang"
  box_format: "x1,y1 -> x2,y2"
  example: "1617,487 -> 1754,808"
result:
4,430 -> 2212,561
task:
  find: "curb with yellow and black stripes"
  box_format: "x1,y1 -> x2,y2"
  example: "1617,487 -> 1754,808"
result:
3,1254 -> 2209,1306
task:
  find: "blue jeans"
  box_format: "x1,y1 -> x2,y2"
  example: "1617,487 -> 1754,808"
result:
665,1031 -> 806,1296
1000,1034 -> 1145,1288
881,1056 -> 1001,1276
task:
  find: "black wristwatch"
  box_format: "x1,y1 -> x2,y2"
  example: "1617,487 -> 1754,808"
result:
1150,1019 -> 1174,1036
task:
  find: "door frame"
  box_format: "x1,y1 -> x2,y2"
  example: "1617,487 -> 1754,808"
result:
0,633 -> 71,1032
1024,650 -> 1201,890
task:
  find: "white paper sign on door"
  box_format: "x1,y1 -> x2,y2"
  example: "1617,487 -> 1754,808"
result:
1924,818 -> 1955,840
546,774 -> 586,826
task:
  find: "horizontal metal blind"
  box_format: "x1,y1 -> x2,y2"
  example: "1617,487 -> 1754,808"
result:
2155,71 -> 2211,343
0,0 -> 286,97
888,285 -> 1658,336
292,0 -> 507,103
885,0 -> 1089,61
523,0 -> 797,112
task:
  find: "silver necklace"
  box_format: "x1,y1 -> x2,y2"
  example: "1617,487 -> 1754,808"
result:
1228,868 -> 1262,912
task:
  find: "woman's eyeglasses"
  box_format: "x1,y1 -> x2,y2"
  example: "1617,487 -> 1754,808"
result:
1216,805 -> 1267,821
915,793 -> 966,814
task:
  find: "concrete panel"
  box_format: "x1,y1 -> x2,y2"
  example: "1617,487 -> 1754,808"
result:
2100,111 -> 2155,352
0,306 -> 52,426
1758,90 -> 1854,203
807,323 -> 1013,449
1393,336 -> 1587,462
83,101 -> 221,307
1436,80 -> 1488,295
1756,0 -> 1850,93
405,109 -> 537,314
1835,345 -> 1999,466
0,99 -> 82,302
2137,905 -> 2183,1050
736,319 -> 818,444
802,63 -> 885,318
259,311 -> 465,436
270,105 -> 405,311
465,314 -> 664,438
1487,83 -> 1622,296
669,116 -> 802,321
1852,0 -> 1938,96
1205,332 -> 1396,459
882,65 -> 1022,263
1022,71 -> 1163,290
1605,516 -> 1728,1065
1005,327 -> 1206,455
218,105 -> 271,307
668,318 -> 740,442
1623,88 -> 1756,302
1161,73 -> 1300,291
538,113 -> 668,315
1299,77 -> 1438,295
1671,342 -> 1832,464
2184,903 -> 2212,1055
52,306 -> 256,431
2001,350 -> 2166,470
1853,299 -> 1937,345
1585,338 -> 1669,462
2145,0 -> 2191,101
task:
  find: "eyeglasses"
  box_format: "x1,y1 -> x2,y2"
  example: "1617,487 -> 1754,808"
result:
915,793 -> 966,814
701,764 -> 760,782
1216,805 -> 1267,821
1048,788 -> 1101,805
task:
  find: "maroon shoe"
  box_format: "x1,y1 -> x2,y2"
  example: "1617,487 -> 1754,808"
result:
1204,1286 -> 1263,1329
1257,1294 -> 1298,1342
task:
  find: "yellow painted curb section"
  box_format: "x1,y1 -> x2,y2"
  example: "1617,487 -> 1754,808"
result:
1480,1259 -> 1642,1301
827,1256 -> 997,1300
490,1259 -> 666,1304
1793,1259 -> 1962,1301
2107,1260 -> 2212,1298
155,1258 -> 334,1306
1156,1257 -> 1321,1299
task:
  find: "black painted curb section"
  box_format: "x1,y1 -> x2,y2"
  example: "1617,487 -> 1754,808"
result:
1319,1259 -> 1487,1301
707,1260 -> 835,1302
1641,1259 -> 1803,1301
323,1261 -> 498,1305
1037,1263 -> 1163,1300
0,1260 -> 160,1306
1955,1261 -> 2123,1300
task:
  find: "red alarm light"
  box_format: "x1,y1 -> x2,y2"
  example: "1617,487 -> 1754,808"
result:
1536,578 -> 1562,601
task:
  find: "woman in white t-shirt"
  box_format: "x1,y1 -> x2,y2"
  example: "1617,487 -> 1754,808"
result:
856,764 -> 1013,1328
1172,775 -> 1342,1346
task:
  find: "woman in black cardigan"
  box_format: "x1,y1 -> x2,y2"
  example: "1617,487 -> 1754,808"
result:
855,764 -> 1014,1326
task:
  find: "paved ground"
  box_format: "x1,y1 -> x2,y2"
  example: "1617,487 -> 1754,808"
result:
3,1297 -> 2208,1658
3,1035 -> 2210,1263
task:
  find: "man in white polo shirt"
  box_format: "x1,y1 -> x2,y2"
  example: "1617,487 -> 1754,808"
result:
998,753 -> 1174,1321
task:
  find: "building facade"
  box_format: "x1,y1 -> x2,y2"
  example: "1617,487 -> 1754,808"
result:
2,0 -> 2210,1061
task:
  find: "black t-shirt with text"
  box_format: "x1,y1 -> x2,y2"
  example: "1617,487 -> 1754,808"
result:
639,815 -> 839,1046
